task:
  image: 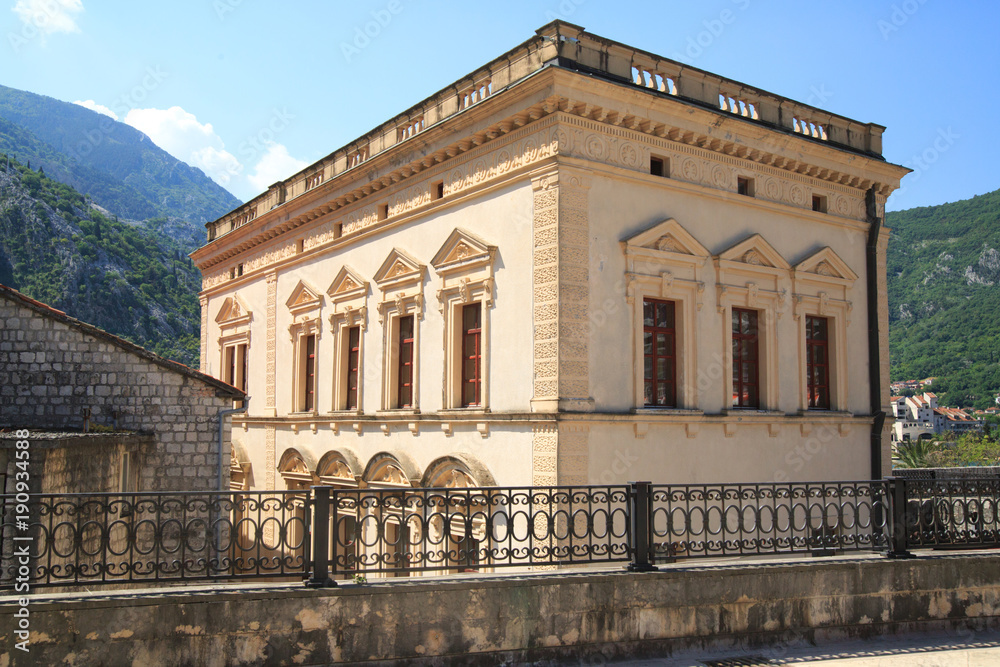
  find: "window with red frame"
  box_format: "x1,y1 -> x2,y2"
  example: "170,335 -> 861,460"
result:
643,299 -> 676,407
397,316 -> 414,408
806,315 -> 830,410
731,308 -> 759,409
345,326 -> 360,410
461,304 -> 482,407
303,334 -> 316,412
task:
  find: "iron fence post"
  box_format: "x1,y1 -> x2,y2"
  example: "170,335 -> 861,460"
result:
628,481 -> 656,572
886,477 -> 915,559
307,486 -> 336,587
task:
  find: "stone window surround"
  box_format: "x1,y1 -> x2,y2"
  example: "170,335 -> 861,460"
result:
792,247 -> 857,415
624,219 -> 708,413
374,248 -> 427,415
286,282 -> 324,416
715,236 -> 791,414
380,310 -> 421,413
327,267 -> 370,415
215,295 -> 252,391
439,280 -> 494,411
627,277 -> 703,412
432,229 -> 498,412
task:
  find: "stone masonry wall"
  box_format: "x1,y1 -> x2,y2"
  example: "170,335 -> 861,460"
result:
0,433 -> 153,495
3,554 -> 999,665
0,297 -> 239,492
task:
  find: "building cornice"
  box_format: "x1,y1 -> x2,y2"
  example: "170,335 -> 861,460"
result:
193,23 -> 909,271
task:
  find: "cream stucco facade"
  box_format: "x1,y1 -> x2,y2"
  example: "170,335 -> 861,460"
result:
192,22 -> 909,493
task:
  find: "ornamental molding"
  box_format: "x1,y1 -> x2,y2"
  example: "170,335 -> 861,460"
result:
198,88 -> 888,281
215,294 -> 252,329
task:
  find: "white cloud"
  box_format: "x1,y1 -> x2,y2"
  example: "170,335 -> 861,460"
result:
12,0 -> 84,36
124,106 -> 241,188
73,99 -> 117,120
248,143 -> 308,192
121,105 -> 307,201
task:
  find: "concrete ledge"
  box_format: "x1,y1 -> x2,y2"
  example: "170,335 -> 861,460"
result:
3,552 -> 1000,665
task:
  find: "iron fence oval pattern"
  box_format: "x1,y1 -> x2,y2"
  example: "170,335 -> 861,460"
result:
5,479 -> 1000,588
649,482 -> 890,559
318,486 -> 631,576
0,491 -> 310,587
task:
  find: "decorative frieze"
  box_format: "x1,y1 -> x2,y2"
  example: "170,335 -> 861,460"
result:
531,169 -> 593,413
199,296 -> 209,373
265,272 -> 277,416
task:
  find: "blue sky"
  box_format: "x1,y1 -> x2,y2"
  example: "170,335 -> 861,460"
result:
2,0 -> 997,212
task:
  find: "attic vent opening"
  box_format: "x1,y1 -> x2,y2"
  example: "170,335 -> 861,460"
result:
650,156 -> 669,178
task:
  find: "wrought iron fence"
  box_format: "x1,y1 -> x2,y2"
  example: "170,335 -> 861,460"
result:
2,477 -> 999,589
901,478 -> 1000,549
308,485 -> 631,584
645,481 -> 889,561
0,491 -> 310,588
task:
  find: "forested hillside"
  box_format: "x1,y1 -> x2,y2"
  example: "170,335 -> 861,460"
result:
887,188 -> 1000,408
0,84 -> 239,231
0,156 -> 201,366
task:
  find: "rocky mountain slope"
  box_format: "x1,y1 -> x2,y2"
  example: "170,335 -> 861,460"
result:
0,156 -> 201,366
887,188 -> 1000,408
0,84 -> 240,234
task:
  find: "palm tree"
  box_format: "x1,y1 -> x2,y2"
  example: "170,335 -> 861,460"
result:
894,439 -> 937,469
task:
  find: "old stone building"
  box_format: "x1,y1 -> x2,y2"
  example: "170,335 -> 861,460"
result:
0,284 -> 245,493
191,22 -> 909,493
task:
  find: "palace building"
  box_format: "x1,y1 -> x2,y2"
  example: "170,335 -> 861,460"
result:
191,22 -> 909,493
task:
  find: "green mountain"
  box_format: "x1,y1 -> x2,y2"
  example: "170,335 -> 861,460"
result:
887,188 -> 1000,409
0,155 -> 201,366
0,84 -> 240,231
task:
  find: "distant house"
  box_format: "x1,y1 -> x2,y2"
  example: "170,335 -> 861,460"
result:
890,379 -> 923,394
890,392 -> 983,443
0,284 -> 246,494
934,406 -> 983,435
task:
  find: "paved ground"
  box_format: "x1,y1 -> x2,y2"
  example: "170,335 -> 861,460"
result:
609,630 -> 1000,666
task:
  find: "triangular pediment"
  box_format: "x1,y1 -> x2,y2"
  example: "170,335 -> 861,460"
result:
624,218 -> 710,257
285,280 -> 323,311
431,228 -> 496,271
795,247 -> 858,282
718,234 -> 790,270
374,248 -> 425,286
327,266 -> 369,300
215,295 -> 251,325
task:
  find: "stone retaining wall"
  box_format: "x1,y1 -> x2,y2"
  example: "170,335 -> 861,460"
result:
2,554 -> 999,665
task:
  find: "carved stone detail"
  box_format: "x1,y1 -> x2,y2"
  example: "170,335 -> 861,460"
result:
531,169 -> 592,411
199,296 -> 209,373
265,272 -> 277,412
